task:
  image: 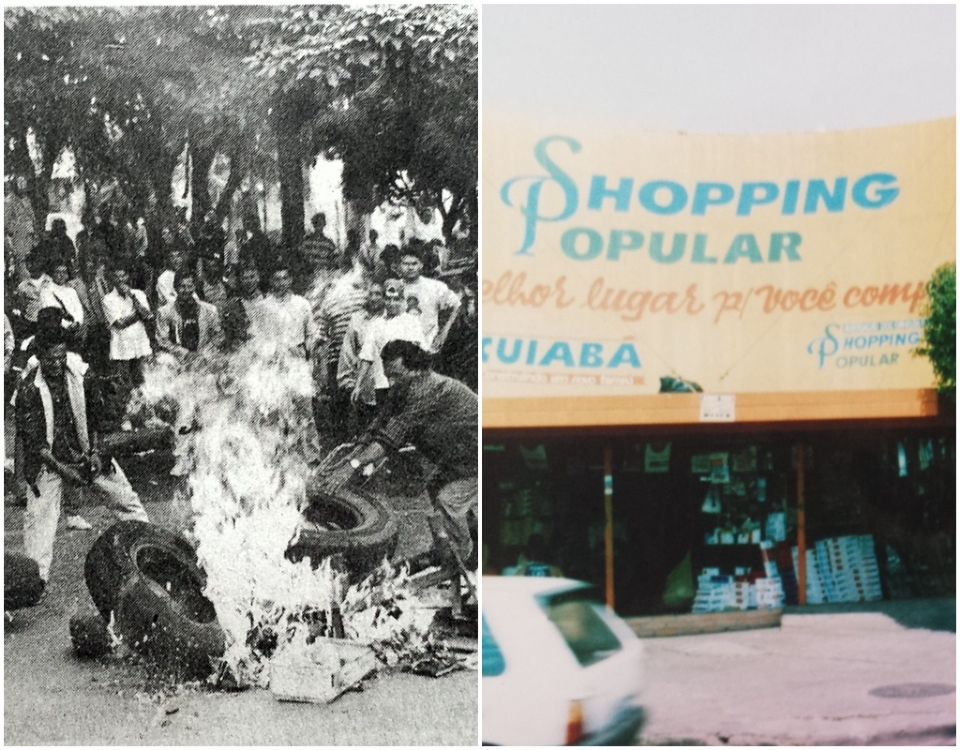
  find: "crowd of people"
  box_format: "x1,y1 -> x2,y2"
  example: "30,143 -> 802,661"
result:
5,203 -> 479,588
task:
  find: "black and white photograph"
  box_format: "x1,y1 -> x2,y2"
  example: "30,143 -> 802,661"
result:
4,5 -> 478,744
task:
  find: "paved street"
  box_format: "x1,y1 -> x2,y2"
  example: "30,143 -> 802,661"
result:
4,452 -> 477,746
638,599 -> 955,746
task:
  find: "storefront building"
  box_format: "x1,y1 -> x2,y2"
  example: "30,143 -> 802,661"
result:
481,117 -> 955,616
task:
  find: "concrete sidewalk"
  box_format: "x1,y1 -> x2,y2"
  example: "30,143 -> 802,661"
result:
638,598 -> 956,745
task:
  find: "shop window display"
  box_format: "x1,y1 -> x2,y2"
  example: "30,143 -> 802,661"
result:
482,429 -> 954,618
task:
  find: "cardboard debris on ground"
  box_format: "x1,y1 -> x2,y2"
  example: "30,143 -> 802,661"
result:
269,637 -> 379,704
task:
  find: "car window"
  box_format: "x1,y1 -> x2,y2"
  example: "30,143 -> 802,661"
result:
482,614 -> 506,677
541,589 -> 622,667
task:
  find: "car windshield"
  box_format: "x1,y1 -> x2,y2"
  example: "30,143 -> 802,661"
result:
482,614 -> 506,677
541,588 -> 622,667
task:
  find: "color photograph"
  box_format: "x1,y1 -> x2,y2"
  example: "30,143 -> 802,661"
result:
481,5 -> 955,746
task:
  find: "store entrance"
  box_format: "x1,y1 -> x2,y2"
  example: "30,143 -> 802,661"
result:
482,427 -> 955,618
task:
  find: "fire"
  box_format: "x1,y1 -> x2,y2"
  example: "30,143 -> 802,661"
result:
132,333 -> 438,689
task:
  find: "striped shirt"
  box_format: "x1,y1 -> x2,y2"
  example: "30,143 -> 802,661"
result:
316,273 -> 368,365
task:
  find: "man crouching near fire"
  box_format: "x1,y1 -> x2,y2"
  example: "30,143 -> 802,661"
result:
330,339 -> 477,568
16,327 -> 149,586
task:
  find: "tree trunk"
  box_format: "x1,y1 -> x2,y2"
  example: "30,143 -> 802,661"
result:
439,193 -> 464,248
21,131 -> 62,239
214,147 -> 245,223
190,145 -> 216,221
466,187 -> 478,247
274,112 -> 305,252
344,200 -> 371,249
149,152 -> 180,225
28,171 -> 52,240
277,143 -> 304,251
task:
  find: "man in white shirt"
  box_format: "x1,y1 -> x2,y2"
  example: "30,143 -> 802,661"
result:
398,245 -> 460,353
222,264 -> 267,349
259,264 -> 316,360
155,247 -> 185,309
40,260 -> 86,350
155,272 -> 222,359
14,251 -> 53,337
351,278 -> 426,406
101,268 -> 154,388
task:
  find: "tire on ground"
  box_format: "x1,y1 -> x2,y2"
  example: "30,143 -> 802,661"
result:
84,520 -> 196,620
84,521 -> 225,679
4,552 -> 44,611
287,485 -> 399,579
114,572 -> 224,680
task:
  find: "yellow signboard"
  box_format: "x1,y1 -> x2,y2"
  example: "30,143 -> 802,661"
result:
483,118 -> 955,408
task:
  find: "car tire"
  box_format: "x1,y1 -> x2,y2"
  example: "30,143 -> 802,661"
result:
4,552 -> 44,611
98,426 -> 174,457
113,569 -> 225,680
84,521 -> 225,679
84,520 -> 196,620
287,486 -> 399,578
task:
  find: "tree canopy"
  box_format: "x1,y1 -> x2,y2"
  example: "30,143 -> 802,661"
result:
248,4 -> 478,247
4,5 -> 477,247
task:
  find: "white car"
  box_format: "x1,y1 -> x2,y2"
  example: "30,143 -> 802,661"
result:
482,576 -> 645,746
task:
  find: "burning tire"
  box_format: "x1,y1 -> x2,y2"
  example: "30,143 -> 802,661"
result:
4,552 -> 44,611
84,521 -> 225,679
287,487 -> 399,578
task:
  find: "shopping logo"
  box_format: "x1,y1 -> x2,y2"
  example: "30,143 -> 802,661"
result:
500,135 -> 900,262
808,325 -> 841,369
807,320 -> 924,369
499,136 -> 581,257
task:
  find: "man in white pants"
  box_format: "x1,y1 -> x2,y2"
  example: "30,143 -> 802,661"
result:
15,327 -> 148,584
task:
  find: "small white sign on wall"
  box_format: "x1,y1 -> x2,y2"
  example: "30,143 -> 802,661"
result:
700,394 -> 736,422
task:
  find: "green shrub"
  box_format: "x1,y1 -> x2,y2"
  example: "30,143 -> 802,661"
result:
915,263 -> 956,400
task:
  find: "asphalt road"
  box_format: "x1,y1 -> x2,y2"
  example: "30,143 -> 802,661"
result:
4,452 -> 478,746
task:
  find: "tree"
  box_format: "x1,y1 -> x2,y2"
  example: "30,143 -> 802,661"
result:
6,5 -> 478,254
915,262 -> 956,401
5,7 -> 275,230
247,5 -> 478,249
68,7 -> 275,223
4,8 -> 102,235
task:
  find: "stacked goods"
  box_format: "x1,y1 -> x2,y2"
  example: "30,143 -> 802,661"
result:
731,580 -> 758,610
755,577 -> 784,609
691,567 -> 784,613
791,547 -> 828,603
691,573 -> 735,613
814,543 -> 843,602
828,535 -> 882,602
758,541 -> 779,577
774,541 -> 800,604
754,542 -> 785,608
791,535 -> 882,604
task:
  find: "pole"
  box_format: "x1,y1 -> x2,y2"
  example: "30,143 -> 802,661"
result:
796,441 -> 807,606
603,443 -> 615,610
